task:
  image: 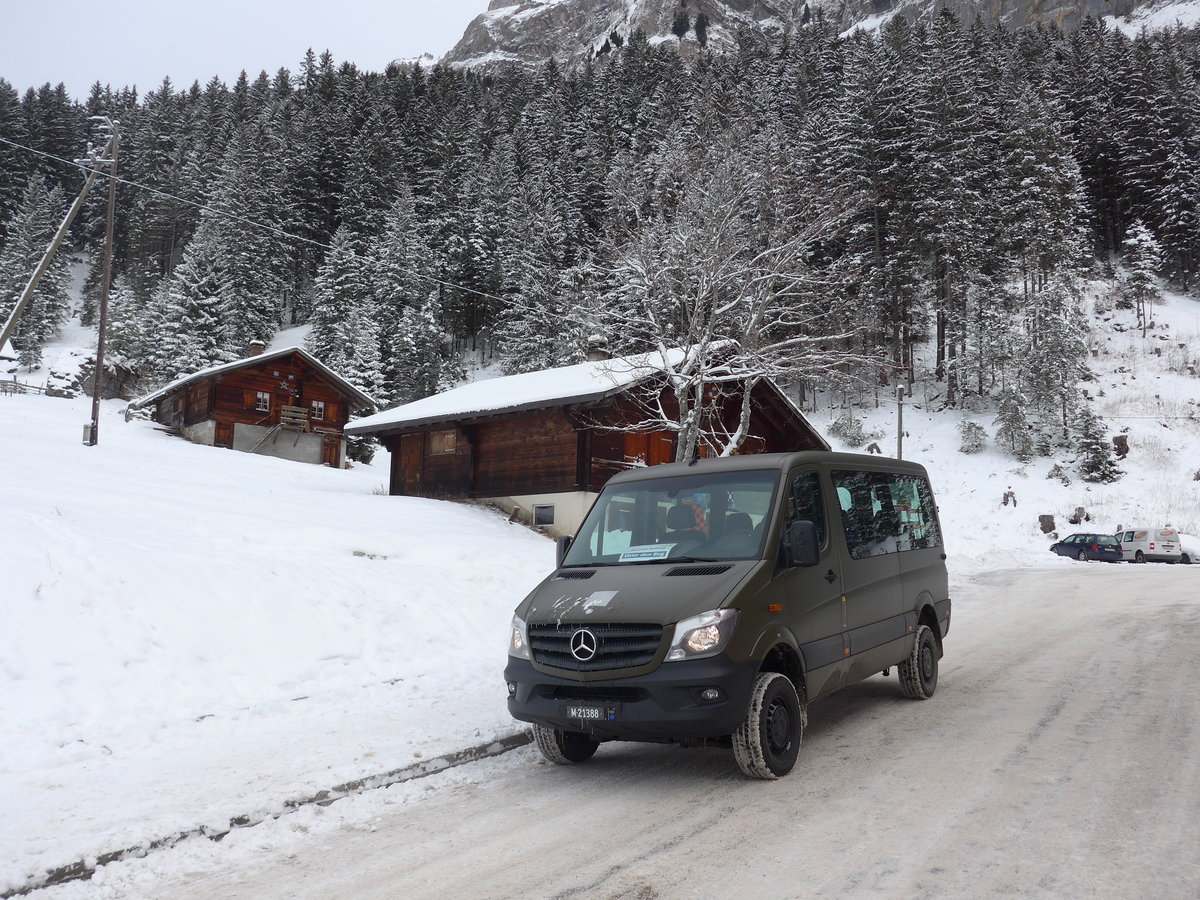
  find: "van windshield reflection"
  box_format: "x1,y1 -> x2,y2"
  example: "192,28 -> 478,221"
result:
562,470 -> 778,566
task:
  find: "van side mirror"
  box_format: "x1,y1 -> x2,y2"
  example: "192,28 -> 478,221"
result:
556,535 -> 573,568
784,520 -> 820,568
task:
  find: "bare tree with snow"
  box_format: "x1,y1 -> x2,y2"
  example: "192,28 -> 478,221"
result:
594,147 -> 867,461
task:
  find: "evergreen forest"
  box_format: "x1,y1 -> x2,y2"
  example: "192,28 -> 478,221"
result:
1,12 -> 1198,464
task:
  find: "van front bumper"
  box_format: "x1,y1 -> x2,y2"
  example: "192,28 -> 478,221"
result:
504,655 -> 762,742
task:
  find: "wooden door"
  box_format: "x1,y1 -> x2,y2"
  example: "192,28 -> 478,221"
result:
400,433 -> 424,495
624,431 -> 675,467
215,421 -> 234,449
322,434 -> 341,468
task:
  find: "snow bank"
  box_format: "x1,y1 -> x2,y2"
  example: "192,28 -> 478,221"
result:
0,394 -> 553,889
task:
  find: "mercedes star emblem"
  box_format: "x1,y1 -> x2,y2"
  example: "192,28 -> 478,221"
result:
570,628 -> 598,661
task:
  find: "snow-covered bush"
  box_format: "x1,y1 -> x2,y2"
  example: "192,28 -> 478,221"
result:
958,420 -> 986,454
828,412 -> 867,448
1047,463 -> 1072,485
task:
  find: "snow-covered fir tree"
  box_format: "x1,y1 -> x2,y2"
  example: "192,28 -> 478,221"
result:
0,174 -> 70,366
1075,408 -> 1122,483
994,387 -> 1034,461
1119,220 -> 1162,334
306,225 -> 378,390
389,293 -> 462,405
146,233 -> 230,380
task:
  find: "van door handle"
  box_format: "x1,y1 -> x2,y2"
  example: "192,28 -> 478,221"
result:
824,569 -> 837,584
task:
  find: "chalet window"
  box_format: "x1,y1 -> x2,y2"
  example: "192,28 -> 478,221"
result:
533,505 -> 555,527
430,430 -> 457,455
255,391 -> 271,412
311,400 -> 325,421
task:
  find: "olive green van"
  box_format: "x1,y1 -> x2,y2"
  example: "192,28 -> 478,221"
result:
504,451 -> 951,779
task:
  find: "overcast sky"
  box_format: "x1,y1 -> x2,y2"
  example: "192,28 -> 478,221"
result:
2,0 -> 491,100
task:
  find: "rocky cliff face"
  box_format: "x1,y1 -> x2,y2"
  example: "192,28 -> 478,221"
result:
442,0 -> 1181,68
442,0 -> 805,67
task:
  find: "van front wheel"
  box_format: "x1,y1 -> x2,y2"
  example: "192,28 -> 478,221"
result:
899,625 -> 938,700
532,723 -> 599,764
733,672 -> 802,779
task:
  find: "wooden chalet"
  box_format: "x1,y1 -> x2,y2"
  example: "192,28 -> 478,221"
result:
346,349 -> 828,536
128,344 -> 376,468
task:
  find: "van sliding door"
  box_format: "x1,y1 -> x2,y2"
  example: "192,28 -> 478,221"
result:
831,470 -> 905,661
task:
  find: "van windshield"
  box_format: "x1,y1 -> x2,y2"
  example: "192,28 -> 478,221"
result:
563,469 -> 779,566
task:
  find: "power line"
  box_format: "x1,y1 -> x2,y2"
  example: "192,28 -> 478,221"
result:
0,133 -> 511,307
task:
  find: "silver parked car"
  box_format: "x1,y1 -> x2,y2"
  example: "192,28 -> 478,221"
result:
1179,534 -> 1197,565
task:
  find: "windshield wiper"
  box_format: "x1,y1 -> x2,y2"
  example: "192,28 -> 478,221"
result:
568,555 -> 729,567
638,556 -> 720,564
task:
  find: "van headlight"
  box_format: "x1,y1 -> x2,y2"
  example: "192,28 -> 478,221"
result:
509,614 -> 530,659
665,609 -> 739,662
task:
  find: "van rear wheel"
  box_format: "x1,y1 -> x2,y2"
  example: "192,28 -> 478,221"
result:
733,672 -> 802,779
899,625 -> 938,700
531,723 -> 599,764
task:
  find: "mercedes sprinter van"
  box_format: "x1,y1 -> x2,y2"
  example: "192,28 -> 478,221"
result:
505,451 -> 951,779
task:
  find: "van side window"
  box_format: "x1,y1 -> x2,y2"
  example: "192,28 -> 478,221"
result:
785,471 -> 825,546
833,471 -> 899,558
896,474 -> 942,551
833,470 -> 942,558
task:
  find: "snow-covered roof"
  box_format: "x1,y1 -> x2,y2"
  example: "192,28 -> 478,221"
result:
127,346 -> 377,412
347,349 -> 688,435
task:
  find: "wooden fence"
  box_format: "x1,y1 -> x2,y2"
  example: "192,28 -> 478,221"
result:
0,378 -> 47,396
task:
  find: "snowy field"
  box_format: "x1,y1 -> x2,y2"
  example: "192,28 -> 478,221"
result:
1,289 -> 1199,897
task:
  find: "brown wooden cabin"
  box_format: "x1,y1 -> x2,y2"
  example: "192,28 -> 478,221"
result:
346,354 -> 827,536
128,345 -> 376,468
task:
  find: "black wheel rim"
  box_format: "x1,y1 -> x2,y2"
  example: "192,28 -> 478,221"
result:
920,641 -> 935,684
765,697 -> 792,755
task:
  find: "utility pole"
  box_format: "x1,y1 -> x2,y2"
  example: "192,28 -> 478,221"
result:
86,118 -> 120,446
0,134 -> 115,356
896,384 -> 906,460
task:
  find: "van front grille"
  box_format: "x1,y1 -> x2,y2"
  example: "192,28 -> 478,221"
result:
542,686 -> 647,703
529,623 -> 664,672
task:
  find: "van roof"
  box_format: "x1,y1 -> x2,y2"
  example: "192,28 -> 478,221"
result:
606,451 -> 931,485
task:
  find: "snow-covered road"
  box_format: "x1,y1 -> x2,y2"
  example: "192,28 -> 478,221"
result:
47,563 -> 1200,900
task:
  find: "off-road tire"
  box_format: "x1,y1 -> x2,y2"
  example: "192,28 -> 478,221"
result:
733,672 -> 802,779
532,723 -> 599,764
1076,549 -> 1088,561
899,624 -> 939,700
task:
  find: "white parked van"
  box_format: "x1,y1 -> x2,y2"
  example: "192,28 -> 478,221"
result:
1115,527 -> 1182,563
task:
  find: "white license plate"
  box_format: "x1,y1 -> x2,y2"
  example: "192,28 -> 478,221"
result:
565,705 -> 615,721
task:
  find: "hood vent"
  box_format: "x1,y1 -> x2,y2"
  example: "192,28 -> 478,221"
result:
664,565 -> 732,577
556,570 -> 595,580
